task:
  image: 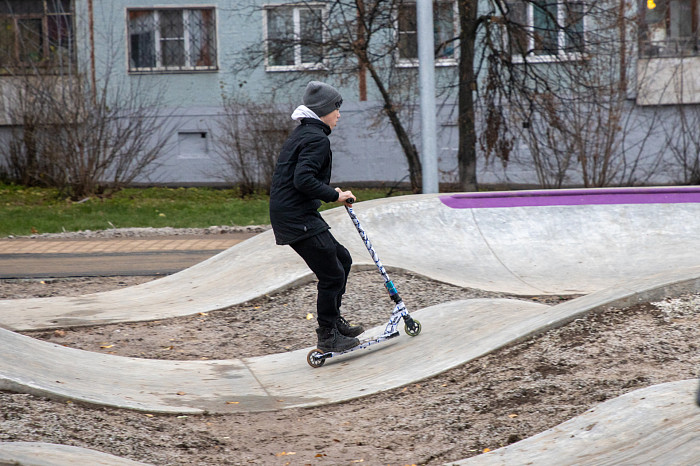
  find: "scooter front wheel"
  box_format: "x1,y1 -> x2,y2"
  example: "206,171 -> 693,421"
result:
404,318 -> 421,337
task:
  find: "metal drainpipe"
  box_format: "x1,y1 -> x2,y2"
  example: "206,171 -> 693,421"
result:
416,0 -> 439,193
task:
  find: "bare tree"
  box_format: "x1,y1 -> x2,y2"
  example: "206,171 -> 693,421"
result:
232,0 -> 666,192
228,0 -> 430,191
475,0 -> 665,188
456,0 -> 481,191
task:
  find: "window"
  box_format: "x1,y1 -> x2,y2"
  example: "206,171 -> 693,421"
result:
264,4 -> 326,71
127,8 -> 217,72
0,0 -> 74,73
640,0 -> 699,57
397,1 -> 457,65
506,1 -> 585,62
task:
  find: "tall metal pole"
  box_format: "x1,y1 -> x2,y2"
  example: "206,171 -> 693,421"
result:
416,0 -> 439,193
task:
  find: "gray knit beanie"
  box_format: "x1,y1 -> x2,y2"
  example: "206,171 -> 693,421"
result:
303,81 -> 343,117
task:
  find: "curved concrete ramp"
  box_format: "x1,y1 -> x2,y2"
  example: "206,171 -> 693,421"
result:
0,230 -> 303,331
450,379 -> 700,466
3,264 -> 699,415
2,186 -> 700,331
0,442 -> 151,466
0,299 -> 550,413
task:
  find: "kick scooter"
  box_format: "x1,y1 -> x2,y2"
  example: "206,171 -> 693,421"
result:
306,199 -> 422,368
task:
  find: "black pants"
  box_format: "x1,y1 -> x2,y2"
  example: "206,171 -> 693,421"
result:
290,230 -> 352,328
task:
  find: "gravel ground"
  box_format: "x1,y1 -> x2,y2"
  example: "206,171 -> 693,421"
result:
0,228 -> 699,465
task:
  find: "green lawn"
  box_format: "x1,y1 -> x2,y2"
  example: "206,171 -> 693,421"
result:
0,184 -> 410,237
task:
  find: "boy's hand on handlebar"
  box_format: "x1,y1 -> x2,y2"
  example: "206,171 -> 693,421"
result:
335,188 -> 356,205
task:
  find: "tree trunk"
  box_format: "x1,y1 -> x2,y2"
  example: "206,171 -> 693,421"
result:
364,59 -> 422,192
457,0 -> 478,191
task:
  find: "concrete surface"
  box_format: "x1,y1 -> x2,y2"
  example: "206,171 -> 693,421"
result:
450,379 -> 700,465
2,271 -> 698,415
1,187 -> 699,465
0,299 -> 550,413
0,442 -> 152,465
2,187 -> 700,331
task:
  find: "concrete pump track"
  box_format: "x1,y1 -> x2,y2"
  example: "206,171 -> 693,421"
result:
1,186 -> 699,465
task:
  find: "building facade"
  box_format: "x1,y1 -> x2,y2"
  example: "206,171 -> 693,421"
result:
1,0 -> 699,188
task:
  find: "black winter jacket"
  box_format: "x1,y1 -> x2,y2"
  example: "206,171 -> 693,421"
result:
269,118 -> 340,245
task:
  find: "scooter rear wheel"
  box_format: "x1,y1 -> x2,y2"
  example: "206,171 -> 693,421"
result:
307,348 -> 326,368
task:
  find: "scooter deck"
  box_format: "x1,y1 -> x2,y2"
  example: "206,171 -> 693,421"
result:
307,330 -> 401,368
306,313 -> 421,368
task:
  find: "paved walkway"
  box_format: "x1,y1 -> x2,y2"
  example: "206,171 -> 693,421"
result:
0,235 -> 253,278
0,236 -> 245,255
1,187 -> 699,465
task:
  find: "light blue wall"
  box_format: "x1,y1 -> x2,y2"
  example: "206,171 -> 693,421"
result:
83,0 -> 463,112
73,0 -> 464,186
2,0 -> 685,188
81,0 -> 369,107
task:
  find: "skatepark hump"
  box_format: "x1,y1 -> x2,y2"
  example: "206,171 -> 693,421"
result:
2,186 -> 700,331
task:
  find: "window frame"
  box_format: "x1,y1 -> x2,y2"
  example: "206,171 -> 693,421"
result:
639,0 -> 700,57
262,2 -> 329,72
126,6 -> 218,74
507,0 -> 587,64
0,0 -> 75,74
394,0 -> 459,68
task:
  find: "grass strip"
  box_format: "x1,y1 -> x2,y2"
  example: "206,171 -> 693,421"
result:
0,184 -> 409,237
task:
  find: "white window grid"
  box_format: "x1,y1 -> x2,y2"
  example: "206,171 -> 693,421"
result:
394,0 -> 459,68
511,1 -> 586,63
263,3 -> 328,72
127,7 -> 218,73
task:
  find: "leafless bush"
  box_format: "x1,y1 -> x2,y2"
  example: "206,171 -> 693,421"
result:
211,94 -> 293,195
2,77 -> 57,186
1,73 -> 171,199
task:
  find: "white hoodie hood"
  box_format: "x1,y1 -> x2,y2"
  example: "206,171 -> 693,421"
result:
291,105 -> 321,121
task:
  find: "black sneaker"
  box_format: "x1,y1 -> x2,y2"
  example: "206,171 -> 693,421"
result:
316,326 -> 360,353
336,316 -> 364,338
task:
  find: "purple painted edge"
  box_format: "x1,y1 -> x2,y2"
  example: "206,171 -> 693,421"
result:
439,187 -> 700,209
